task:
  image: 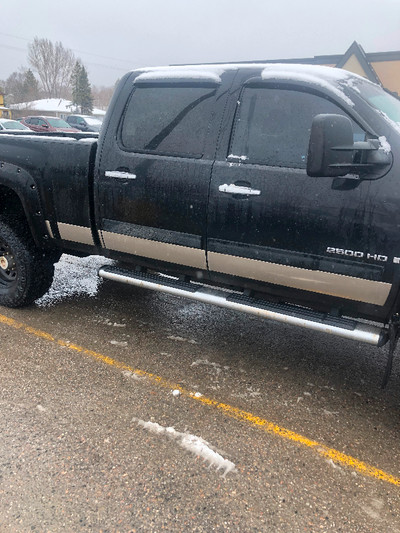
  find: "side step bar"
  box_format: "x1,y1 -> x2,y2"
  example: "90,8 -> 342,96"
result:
98,266 -> 388,347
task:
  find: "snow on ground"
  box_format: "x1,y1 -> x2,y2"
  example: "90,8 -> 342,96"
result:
133,418 -> 236,477
36,254 -> 113,307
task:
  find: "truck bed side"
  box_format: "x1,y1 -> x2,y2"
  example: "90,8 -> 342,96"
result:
0,134 -> 98,252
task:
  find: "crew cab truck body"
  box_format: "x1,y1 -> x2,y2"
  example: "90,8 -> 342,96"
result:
1,63 -> 400,374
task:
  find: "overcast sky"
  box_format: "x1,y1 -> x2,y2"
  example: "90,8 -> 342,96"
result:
2,0 -> 400,88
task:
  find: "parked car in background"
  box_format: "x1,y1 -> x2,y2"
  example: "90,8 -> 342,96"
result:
0,118 -> 31,131
66,115 -> 103,132
20,116 -> 80,133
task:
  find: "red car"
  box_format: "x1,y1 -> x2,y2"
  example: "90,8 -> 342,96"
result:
20,116 -> 80,133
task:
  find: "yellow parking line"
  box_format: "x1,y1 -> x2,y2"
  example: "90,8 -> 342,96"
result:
1,312 -> 399,487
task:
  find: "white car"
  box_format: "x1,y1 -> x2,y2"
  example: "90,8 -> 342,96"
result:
0,118 -> 31,131
66,115 -> 103,132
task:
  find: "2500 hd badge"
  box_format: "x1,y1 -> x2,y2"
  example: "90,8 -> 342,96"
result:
326,247 -> 388,262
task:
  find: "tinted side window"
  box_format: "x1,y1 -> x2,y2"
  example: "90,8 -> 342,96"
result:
230,87 -> 365,168
121,85 -> 216,157
68,116 -> 76,124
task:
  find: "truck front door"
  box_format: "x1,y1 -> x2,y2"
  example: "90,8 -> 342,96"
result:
207,80 -> 395,317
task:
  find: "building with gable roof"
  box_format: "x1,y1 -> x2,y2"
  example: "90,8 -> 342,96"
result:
236,41 -> 400,97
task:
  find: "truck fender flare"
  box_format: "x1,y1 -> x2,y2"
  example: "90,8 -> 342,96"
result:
0,162 -> 49,246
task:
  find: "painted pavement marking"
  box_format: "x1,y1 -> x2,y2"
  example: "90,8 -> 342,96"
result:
0,312 -> 399,488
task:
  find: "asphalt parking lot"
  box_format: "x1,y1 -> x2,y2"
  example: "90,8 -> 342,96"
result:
0,255 -> 399,532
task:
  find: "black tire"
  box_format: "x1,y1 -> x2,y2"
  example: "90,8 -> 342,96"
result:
0,219 -> 55,308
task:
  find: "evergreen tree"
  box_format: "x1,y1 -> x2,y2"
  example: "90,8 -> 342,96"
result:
70,61 -> 81,107
71,61 -> 93,114
22,69 -> 40,102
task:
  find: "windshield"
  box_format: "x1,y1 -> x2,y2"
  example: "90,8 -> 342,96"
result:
2,120 -> 29,130
85,117 -> 102,126
47,117 -> 73,128
354,80 -> 400,124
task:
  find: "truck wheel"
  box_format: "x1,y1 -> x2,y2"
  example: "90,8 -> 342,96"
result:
0,220 -> 55,308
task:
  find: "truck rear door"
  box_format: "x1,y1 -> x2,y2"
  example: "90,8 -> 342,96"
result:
95,72 -> 230,273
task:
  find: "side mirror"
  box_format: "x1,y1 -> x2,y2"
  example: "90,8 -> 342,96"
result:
307,114 -> 354,177
307,114 -> 392,179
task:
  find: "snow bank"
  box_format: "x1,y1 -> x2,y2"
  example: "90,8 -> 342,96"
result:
36,254 -> 113,307
10,98 -> 106,116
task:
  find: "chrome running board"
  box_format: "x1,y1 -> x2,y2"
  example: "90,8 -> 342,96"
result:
98,266 -> 388,347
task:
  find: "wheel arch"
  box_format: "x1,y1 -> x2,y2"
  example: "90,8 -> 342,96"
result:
0,185 -> 28,218
0,166 -> 51,248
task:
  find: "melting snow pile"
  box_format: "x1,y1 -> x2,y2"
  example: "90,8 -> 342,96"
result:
37,254 -> 113,307
378,136 -> 391,154
133,417 -> 236,477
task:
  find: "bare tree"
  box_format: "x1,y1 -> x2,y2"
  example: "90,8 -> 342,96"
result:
92,85 -> 115,110
28,37 -> 76,98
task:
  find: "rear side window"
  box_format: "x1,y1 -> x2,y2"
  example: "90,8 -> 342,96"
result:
121,85 -> 216,158
230,87 -> 365,168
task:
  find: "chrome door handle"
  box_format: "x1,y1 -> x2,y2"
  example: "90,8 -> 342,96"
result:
218,183 -> 261,196
105,170 -> 137,180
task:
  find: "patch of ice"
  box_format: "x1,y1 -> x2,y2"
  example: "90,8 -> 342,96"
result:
167,335 -> 197,344
191,359 -> 226,375
326,459 -> 344,472
323,409 -> 339,416
110,340 -> 128,347
122,371 -> 142,381
232,389 -> 262,400
167,335 -> 187,342
133,418 -> 236,477
227,154 -> 248,161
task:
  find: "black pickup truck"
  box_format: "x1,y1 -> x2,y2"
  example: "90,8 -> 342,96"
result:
1,63 -> 400,379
